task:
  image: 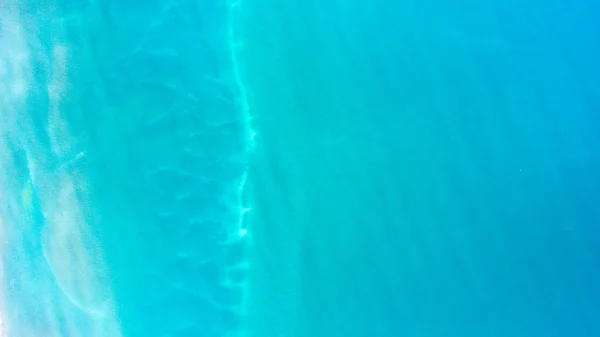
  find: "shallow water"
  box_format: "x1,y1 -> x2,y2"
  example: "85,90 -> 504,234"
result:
1,0 -> 600,337
1,1 -> 250,336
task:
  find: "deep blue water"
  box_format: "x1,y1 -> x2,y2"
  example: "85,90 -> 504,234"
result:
241,1 -> 600,336
1,0 -> 600,337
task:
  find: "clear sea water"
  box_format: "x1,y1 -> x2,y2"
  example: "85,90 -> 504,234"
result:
1,0 -> 600,337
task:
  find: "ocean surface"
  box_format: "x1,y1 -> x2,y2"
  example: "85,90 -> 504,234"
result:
1,0 -> 600,337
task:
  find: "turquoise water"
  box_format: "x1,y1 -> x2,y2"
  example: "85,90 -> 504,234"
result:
1,0 -> 600,336
1,1 -> 250,336
241,1 -> 600,336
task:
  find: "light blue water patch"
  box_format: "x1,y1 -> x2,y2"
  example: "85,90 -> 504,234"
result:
0,0 -> 251,336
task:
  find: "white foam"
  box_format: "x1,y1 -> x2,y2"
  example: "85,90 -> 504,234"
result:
0,9 -> 31,336
0,14 -> 31,123
0,5 -> 122,336
40,171 -> 112,316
